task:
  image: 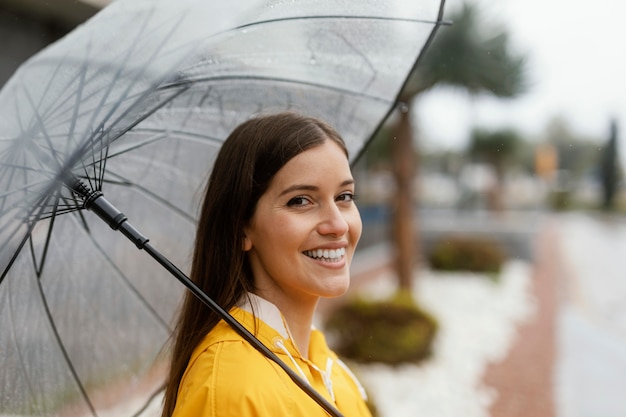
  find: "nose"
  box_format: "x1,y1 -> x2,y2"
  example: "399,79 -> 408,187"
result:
317,202 -> 350,237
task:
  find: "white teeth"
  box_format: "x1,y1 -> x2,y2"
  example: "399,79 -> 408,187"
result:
305,247 -> 346,260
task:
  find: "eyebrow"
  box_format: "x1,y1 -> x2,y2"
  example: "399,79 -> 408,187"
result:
278,179 -> 355,197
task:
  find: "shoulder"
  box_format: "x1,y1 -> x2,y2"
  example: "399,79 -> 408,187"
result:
183,319 -> 273,388
174,338 -> 296,416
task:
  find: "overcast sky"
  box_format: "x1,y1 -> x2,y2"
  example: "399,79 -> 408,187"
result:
416,0 -> 626,168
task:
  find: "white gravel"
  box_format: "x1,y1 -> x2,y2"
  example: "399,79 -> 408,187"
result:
349,260 -> 536,417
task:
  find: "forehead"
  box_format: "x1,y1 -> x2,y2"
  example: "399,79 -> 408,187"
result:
270,141 -> 352,187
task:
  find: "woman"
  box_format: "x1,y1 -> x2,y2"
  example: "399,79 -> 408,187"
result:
162,112 -> 371,416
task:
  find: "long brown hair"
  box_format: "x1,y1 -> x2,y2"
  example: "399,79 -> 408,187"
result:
161,112 -> 347,416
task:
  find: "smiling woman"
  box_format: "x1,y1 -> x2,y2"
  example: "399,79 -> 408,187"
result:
243,139 -> 362,338
162,112 -> 370,417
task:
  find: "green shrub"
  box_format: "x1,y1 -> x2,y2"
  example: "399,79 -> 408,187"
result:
549,189 -> 572,211
324,291 -> 438,365
427,235 -> 506,273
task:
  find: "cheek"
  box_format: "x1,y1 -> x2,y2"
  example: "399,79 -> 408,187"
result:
348,209 -> 363,243
257,216 -> 303,247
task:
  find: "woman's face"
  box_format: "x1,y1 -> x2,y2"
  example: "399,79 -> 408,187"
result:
243,139 -> 362,306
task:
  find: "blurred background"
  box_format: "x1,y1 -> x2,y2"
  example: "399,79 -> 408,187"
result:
1,0 -> 624,417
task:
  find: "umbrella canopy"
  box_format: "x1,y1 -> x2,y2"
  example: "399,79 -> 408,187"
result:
0,0 -> 445,415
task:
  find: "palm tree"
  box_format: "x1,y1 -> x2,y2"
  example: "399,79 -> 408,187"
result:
390,2 -> 527,291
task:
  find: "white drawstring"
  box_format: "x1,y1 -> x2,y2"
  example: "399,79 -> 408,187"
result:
273,338 -> 310,385
323,358 -> 336,402
273,337 -> 337,402
337,358 -> 368,401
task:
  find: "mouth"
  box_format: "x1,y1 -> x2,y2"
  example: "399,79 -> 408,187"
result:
303,247 -> 346,263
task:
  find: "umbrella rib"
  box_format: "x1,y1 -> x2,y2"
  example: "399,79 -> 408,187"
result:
71,204 -> 92,234
33,14 -> 189,133
0,175 -> 49,201
77,11 -> 192,178
0,183 -> 79,222
97,145 -> 109,191
126,128 -> 225,147
101,169 -> 196,223
0,194 -> 50,284
352,0 -> 448,165
98,131 -> 168,165
131,383 -> 165,417
34,7 -> 165,126
234,14 -> 442,31
161,75 -> 394,104
33,263 -> 98,416
87,130 -> 223,164
0,226 -> 31,286
35,190 -> 82,220
79,221 -> 172,332
79,9 -> 190,189
0,202 -> 96,412
64,40 -> 90,160
4,282 -> 40,411
81,6 -> 160,137
28,193 -> 59,278
79,11 -> 161,189
21,87 -> 65,173
31,42 -> 87,125
75,85 -> 189,192
6,48 -> 65,148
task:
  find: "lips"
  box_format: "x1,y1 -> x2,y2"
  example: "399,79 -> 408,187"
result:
303,247 -> 346,261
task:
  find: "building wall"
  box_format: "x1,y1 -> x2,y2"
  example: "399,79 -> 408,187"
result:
0,1 -> 98,88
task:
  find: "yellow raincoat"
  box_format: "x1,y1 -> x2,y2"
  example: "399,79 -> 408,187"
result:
172,294 -> 372,417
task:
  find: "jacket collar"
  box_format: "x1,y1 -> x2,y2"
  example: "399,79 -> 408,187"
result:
236,292 -> 291,340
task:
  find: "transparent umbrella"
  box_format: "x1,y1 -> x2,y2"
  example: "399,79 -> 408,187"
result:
0,0 -> 445,415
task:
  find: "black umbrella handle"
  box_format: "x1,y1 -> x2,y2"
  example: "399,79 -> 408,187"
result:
70,179 -> 149,249
85,191 -> 150,249
74,185 -> 345,417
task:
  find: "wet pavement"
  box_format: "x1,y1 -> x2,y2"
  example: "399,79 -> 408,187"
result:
555,213 -> 626,417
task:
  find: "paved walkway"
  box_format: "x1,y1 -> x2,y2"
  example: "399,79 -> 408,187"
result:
482,218 -> 559,417
483,212 -> 626,417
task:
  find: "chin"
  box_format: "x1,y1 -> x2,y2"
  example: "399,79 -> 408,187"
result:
319,280 -> 351,299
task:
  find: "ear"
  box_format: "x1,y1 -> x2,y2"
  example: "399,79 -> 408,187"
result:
242,230 -> 252,251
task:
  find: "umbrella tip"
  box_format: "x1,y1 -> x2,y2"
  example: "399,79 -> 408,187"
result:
61,174 -> 97,205
71,179 -> 92,199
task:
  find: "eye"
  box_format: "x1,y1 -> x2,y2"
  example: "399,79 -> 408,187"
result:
287,196 -> 312,207
336,192 -> 356,203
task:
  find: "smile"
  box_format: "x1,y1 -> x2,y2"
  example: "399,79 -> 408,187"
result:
303,247 -> 346,262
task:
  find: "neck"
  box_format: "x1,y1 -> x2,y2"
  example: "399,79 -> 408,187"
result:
253,290 -> 318,358
279,299 -> 318,358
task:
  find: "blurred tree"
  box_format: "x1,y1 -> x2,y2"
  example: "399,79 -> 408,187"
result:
389,2 -> 527,290
468,127 -> 522,211
600,119 -> 621,210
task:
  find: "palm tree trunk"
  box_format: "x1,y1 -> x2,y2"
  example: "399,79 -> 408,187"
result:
488,157 -> 505,212
391,106 -> 418,291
